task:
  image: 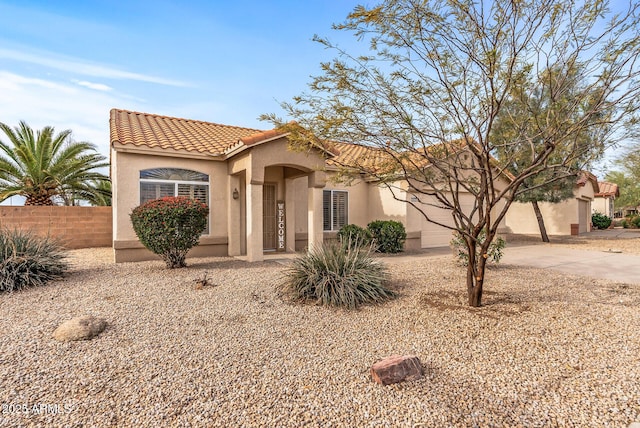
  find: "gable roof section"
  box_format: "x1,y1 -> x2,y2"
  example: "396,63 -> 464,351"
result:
595,181 -> 619,197
576,171 -> 599,192
110,109 -> 263,156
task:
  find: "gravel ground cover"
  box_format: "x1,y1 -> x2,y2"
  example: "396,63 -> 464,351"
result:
1,246 -> 639,427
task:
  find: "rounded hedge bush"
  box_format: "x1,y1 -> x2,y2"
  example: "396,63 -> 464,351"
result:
0,228 -> 68,292
130,196 -> 209,268
367,220 -> 407,253
337,224 -> 372,248
591,212 -> 612,230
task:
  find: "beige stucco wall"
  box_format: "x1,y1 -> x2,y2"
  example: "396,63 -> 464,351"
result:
293,171 -> 510,250
505,200 -> 577,235
112,150 -> 228,243
111,149 -> 230,262
112,137 -> 515,259
505,182 -> 596,236
293,173 -> 412,232
112,137 -> 328,262
592,196 -> 614,217
367,183 -> 407,223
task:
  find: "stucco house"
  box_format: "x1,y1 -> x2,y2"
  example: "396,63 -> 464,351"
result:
110,109 -> 510,263
504,172 -> 599,236
593,181 -> 619,218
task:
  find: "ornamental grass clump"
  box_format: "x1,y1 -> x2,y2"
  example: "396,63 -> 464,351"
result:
280,240 -> 394,309
130,196 -> 209,269
0,228 -> 68,292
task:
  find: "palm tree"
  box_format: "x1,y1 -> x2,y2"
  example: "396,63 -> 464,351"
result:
61,179 -> 112,206
0,121 -> 109,206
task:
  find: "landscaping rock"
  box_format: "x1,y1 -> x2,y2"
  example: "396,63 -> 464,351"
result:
370,354 -> 423,385
53,315 -> 107,342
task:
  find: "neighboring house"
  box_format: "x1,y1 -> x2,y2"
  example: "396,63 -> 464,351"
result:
110,109 -> 510,263
593,181 -> 619,218
618,205 -> 640,218
505,172 -> 599,236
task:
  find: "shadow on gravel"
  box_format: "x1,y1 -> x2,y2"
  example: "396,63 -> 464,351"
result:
417,290 -> 532,319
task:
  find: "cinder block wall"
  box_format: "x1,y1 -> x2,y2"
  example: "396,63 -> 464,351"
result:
0,206 -> 112,249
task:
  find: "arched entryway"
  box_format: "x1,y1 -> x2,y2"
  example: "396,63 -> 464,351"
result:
226,137 -> 328,262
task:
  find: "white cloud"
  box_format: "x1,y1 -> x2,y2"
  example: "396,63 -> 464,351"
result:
0,70 -> 145,159
73,80 -> 113,92
0,72 -> 75,93
0,47 -> 189,87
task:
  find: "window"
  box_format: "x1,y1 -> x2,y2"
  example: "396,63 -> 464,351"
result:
140,168 -> 210,233
323,190 -> 348,231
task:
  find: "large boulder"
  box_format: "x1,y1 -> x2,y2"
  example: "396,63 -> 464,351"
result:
53,316 -> 107,342
370,355 -> 423,385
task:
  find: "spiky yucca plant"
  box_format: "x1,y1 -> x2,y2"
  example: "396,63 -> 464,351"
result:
0,229 -> 69,292
281,239 -> 394,309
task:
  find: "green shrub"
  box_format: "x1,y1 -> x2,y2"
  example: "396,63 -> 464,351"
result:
591,212 -> 612,230
280,241 -> 395,309
337,224 -> 372,248
450,229 -> 506,267
0,229 -> 68,292
622,219 -> 629,228
130,196 -> 209,268
633,215 -> 640,228
367,220 -> 407,253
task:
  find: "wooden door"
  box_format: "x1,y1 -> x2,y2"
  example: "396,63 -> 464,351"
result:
263,184 -> 277,250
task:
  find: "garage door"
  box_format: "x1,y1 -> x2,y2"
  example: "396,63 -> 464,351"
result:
419,194 -> 475,248
578,200 -> 589,234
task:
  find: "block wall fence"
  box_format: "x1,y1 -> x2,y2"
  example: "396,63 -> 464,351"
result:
0,206 -> 112,249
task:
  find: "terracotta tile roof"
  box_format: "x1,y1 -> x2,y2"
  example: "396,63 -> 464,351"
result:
329,142 -> 384,167
576,171 -> 599,191
240,129 -> 287,146
109,109 -> 512,183
595,181 -> 619,197
328,140 -> 515,182
110,109 -> 263,155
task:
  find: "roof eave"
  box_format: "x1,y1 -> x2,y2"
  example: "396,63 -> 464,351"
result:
111,142 -> 224,160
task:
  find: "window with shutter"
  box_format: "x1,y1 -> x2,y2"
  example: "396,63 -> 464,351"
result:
323,190 -> 331,231
323,190 -> 348,231
139,168 -> 210,234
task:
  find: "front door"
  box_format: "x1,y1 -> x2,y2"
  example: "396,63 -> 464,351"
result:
263,184 -> 277,250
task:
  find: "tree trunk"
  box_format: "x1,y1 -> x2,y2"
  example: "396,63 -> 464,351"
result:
531,200 -> 549,243
466,237 -> 488,307
24,194 -> 54,206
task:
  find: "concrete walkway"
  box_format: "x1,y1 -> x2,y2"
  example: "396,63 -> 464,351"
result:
380,245 -> 640,285
263,232 -> 640,285
501,245 -> 640,284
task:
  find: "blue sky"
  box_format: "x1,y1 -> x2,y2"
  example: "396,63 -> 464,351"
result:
0,0 -> 364,159
0,0 -> 631,183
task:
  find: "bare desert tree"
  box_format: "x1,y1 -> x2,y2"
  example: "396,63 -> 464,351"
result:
263,0 -> 640,306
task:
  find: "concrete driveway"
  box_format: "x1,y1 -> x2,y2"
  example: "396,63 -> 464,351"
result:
502,244 -> 640,284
